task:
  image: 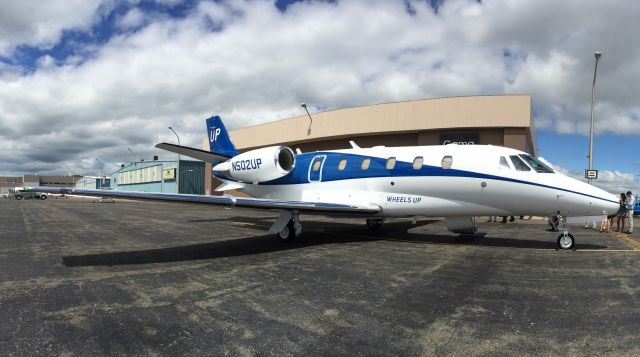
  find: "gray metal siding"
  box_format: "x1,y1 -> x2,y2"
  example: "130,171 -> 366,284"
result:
179,161 -> 205,194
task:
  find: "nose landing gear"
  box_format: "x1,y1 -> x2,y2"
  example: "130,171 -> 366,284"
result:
556,217 -> 576,250
557,230 -> 575,250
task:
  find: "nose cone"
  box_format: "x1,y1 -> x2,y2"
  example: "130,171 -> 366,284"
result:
601,194 -> 621,215
581,181 -> 619,215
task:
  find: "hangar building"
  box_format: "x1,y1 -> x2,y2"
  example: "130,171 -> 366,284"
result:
110,159 -> 205,194
75,176 -> 111,189
202,95 -> 535,195
0,175 -> 82,194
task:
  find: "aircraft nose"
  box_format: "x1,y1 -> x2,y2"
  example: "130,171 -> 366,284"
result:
603,199 -> 619,215
596,192 -> 619,216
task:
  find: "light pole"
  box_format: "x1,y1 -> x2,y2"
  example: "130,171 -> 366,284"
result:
587,51 -> 602,184
169,126 -> 181,194
127,148 -> 137,163
301,103 -> 313,135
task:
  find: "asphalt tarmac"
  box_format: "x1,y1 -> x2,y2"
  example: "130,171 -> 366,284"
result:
1,198 -> 639,356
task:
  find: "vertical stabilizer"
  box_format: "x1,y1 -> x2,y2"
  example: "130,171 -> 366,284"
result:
206,115 -> 240,157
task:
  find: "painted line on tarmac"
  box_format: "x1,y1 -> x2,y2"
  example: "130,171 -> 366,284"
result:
610,232 -> 640,250
332,232 -> 640,253
576,249 -> 640,252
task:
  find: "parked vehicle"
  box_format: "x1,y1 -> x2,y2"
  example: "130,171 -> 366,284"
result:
9,188 -> 47,200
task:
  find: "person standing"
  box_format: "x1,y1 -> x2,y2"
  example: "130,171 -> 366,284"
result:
625,191 -> 635,234
616,193 -> 627,233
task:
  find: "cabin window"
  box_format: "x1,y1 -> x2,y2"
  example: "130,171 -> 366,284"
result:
413,156 -> 424,170
312,160 -> 322,171
499,156 -> 511,170
386,157 -> 396,170
519,154 -> 554,173
338,159 -> 347,170
361,158 -> 371,170
441,156 -> 453,169
509,155 -> 531,171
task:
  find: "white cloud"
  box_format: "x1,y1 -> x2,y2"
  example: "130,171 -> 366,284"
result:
0,0 -> 103,55
0,0 -> 640,177
540,157 -> 639,195
117,8 -> 147,30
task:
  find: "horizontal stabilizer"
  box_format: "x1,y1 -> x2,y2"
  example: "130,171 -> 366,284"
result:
155,142 -> 231,162
215,181 -> 246,191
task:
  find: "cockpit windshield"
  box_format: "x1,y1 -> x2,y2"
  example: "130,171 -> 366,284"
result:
519,154 -> 554,173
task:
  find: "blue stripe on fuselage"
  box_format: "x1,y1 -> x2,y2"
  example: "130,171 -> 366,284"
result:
251,152 -> 616,205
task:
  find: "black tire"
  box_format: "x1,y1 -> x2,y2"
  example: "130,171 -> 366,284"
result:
40,195 -> 47,200
276,221 -> 296,242
15,195 -> 22,200
366,219 -> 383,230
557,232 -> 575,250
291,219 -> 303,239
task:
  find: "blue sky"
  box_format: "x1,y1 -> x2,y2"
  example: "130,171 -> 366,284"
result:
538,132 -> 640,174
0,0 -> 639,193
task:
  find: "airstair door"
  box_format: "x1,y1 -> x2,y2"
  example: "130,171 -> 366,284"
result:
308,155 -> 326,182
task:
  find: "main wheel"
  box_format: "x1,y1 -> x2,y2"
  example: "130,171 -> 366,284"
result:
557,232 -> 575,250
366,218 -> 383,230
40,194 -> 47,200
276,225 -> 292,241
276,220 -> 300,242
15,195 -> 22,200
292,219 -> 302,239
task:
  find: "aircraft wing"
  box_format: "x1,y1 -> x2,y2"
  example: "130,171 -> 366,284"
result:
30,187 -> 382,215
155,142 -> 231,162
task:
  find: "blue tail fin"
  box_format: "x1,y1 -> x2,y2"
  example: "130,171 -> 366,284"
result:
206,115 -> 239,158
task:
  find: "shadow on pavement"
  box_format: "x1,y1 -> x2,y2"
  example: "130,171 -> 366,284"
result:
62,219 -> 607,267
61,232 -> 374,267
371,234 -> 607,250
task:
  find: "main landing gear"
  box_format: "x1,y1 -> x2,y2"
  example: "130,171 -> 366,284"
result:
556,217 -> 576,250
366,218 -> 384,230
274,213 -> 302,242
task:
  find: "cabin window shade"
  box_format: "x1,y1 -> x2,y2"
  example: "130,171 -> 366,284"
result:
338,159 -> 347,170
361,158 -> 371,170
441,156 -> 453,169
413,157 -> 424,170
510,155 -> 531,171
386,157 -> 396,170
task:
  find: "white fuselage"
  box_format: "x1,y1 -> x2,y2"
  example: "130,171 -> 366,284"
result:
220,144 -> 619,218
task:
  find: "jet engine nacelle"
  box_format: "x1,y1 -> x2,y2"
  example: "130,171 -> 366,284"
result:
214,146 -> 296,183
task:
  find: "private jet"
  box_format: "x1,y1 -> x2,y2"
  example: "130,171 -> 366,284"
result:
35,116 -> 619,250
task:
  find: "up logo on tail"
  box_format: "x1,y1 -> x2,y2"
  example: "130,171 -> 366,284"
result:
206,115 -> 240,158
209,127 -> 221,142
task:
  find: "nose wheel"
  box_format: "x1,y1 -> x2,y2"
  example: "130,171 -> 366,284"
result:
556,229 -> 575,250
